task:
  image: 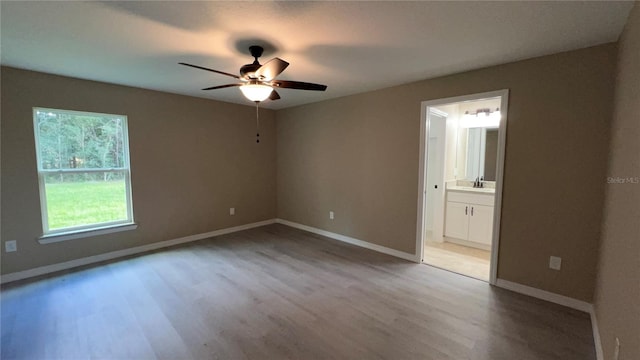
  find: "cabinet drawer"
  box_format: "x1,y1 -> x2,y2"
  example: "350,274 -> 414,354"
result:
447,191 -> 495,206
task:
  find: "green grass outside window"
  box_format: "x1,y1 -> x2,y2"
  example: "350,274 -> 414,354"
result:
45,181 -> 127,230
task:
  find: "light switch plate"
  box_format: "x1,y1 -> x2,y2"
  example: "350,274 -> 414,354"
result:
549,256 -> 562,270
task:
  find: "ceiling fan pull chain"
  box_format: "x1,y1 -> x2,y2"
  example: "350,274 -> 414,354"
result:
255,101 -> 260,143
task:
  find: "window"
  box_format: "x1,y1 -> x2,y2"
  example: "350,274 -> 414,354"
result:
33,108 -> 134,236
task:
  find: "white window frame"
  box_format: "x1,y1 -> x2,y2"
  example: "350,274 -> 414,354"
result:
33,107 -> 135,240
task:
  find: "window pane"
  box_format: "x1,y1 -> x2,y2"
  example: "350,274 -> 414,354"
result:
35,110 -> 126,170
44,173 -> 128,230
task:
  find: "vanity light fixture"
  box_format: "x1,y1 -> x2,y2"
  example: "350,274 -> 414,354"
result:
461,107 -> 500,128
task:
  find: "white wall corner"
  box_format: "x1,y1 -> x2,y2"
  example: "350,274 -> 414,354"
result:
275,218 -> 419,262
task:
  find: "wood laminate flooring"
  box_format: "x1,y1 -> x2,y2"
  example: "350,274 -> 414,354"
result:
1,224 -> 595,359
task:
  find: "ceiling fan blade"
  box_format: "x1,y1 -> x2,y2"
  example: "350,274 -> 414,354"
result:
201,83 -> 242,90
269,90 -> 281,101
179,62 -> 240,79
255,58 -> 289,81
271,80 -> 327,91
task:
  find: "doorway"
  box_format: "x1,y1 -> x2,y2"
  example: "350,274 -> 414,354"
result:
416,90 -> 509,284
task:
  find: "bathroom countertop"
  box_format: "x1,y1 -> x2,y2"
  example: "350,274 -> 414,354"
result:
446,185 -> 496,194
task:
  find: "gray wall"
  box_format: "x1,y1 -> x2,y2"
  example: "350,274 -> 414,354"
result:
1,67 -> 277,274
277,44 -> 616,302
594,3 -> 640,359
0,41 -> 625,309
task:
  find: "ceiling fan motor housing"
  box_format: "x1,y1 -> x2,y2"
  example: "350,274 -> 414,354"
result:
240,63 -> 261,79
179,44 -> 326,97
240,45 -> 265,79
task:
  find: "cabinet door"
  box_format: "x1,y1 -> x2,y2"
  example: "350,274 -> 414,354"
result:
444,202 -> 469,240
468,205 -> 494,245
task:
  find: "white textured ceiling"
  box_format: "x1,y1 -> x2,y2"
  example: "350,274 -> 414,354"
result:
1,1 -> 634,109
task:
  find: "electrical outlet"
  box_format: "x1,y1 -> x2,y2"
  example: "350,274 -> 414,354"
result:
229,207 -> 235,216
329,211 -> 334,220
614,337 -> 620,360
5,240 -> 17,253
549,256 -> 562,270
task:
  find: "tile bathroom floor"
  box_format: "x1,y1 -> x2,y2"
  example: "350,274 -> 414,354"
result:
423,238 -> 491,281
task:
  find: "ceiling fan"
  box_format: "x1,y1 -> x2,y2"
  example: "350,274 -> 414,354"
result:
179,45 -> 327,102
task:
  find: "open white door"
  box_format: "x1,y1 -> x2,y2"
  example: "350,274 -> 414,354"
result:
416,89 -> 509,285
424,109 -> 447,244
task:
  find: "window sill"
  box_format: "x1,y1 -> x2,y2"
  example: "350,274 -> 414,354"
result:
38,223 -> 138,244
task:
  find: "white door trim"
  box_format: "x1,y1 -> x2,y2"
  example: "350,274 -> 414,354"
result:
416,89 -> 509,285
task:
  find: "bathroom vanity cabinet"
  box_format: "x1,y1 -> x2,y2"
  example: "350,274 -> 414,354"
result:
444,189 -> 495,248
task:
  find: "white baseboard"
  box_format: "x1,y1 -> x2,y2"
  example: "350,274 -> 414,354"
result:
590,308 -> 604,360
0,219 -> 276,284
495,279 -> 592,313
438,232 -> 600,360
275,218 -> 418,262
495,279 -> 603,358
2,217 -> 602,360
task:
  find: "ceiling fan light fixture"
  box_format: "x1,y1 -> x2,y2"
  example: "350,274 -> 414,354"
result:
239,84 -> 273,102
180,45 -> 326,104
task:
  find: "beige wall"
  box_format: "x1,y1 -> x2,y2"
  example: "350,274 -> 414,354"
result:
594,3 -> 640,359
277,44 -> 616,302
0,41 -> 624,308
1,67 -> 277,274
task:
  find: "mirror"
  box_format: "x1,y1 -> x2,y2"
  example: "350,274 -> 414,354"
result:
454,98 -> 501,182
483,129 -> 498,181
456,126 -> 498,181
